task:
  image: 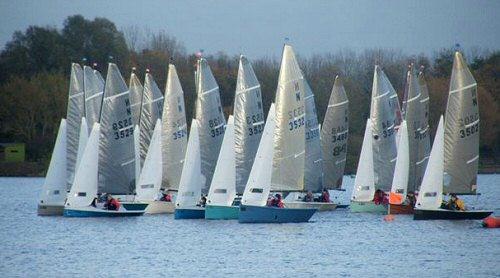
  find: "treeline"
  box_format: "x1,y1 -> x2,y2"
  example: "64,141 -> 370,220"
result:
0,15 -> 499,174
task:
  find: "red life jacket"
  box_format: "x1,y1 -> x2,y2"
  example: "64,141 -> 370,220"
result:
110,199 -> 120,210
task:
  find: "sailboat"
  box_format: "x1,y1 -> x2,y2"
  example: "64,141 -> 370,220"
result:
39,63 -> 85,215
205,116 -> 237,219
195,58 -> 226,192
38,120 -> 67,215
351,66 -> 397,213
175,119 -> 205,219
320,76 -> 350,208
414,52 -> 493,220
64,63 -> 147,216
239,103 -> 316,223
160,64 -> 188,213
134,119 -> 168,213
63,123 -> 145,217
239,45 -> 317,222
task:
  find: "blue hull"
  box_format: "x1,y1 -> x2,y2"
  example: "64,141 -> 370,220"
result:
238,205 -> 316,223
174,208 -> 205,219
121,203 -> 149,211
63,208 -> 145,217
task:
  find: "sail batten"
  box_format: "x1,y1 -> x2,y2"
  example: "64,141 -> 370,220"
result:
321,76 -> 349,189
161,64 -> 187,190
234,56 -> 265,193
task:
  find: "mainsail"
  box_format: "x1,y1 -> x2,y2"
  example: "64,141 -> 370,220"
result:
98,63 -> 136,194
195,58 -> 226,191
417,69 -> 431,186
234,55 -> 265,193
370,66 -> 398,191
303,81 -> 322,192
128,71 -> 144,126
443,52 -> 479,194
321,76 -> 349,189
83,66 -> 104,130
139,73 -> 164,168
161,64 -> 187,190
271,44 -> 306,191
66,63 -> 84,189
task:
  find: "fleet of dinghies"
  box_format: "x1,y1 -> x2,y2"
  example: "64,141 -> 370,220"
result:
38,45 -> 492,222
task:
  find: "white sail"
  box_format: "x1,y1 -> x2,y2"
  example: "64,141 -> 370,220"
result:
207,116 -> 236,206
84,66 -> 104,130
176,120 -> 203,207
161,64 -> 187,190
234,55 -> 265,193
133,124 -> 140,186
416,116 -> 444,210
136,119 -> 163,202
304,81 -> 323,192
139,73 -> 164,168
370,66 -> 398,191
65,123 -> 100,208
129,72 -> 144,126
74,118 -> 89,176
99,63 -> 135,194
271,44 -> 306,191
390,120 -> 409,204
242,104 -> 276,206
351,119 -> 375,202
443,52 -> 479,194
66,63 -> 84,189
39,119 -> 67,206
195,58 -> 226,191
321,76 -> 349,189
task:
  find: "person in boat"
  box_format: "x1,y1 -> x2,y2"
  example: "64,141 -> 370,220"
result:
374,189 -> 388,205
320,189 -> 330,203
443,193 -> 466,211
269,194 -> 284,208
303,191 -> 314,202
406,191 -> 416,207
104,194 -> 120,211
90,197 -> 98,208
198,195 -> 207,207
160,192 -> 172,202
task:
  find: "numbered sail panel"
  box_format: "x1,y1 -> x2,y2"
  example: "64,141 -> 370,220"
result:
66,63 -> 85,189
162,64 -> 188,190
444,52 -> 479,194
271,44 -> 306,192
370,66 -> 398,191
195,58 -> 226,191
321,76 -> 349,189
303,81 -> 322,192
99,63 -> 136,195
234,55 -> 265,193
128,72 -> 144,127
84,66 -> 105,130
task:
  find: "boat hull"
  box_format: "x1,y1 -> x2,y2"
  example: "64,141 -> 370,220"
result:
284,201 -> 337,211
37,204 -> 64,216
388,203 -> 414,215
174,207 -> 205,219
63,206 -> 145,217
350,201 -> 387,214
122,201 -> 173,214
238,205 -> 316,223
205,205 -> 239,220
414,209 -> 493,220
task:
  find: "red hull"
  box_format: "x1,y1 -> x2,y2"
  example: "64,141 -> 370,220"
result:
388,203 -> 414,214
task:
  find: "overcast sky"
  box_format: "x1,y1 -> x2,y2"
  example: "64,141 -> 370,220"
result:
1,0 -> 499,59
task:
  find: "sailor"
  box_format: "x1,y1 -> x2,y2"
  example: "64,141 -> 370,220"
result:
270,194 -> 284,208
198,195 -> 207,207
447,194 -> 466,211
160,192 -> 172,202
104,194 -> 120,211
406,191 -> 416,207
374,189 -> 388,205
320,189 -> 330,202
303,191 -> 314,202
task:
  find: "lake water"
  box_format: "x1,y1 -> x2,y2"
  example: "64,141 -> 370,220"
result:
0,175 -> 498,277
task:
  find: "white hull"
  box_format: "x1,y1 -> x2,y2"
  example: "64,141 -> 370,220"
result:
284,201 -> 337,211
144,201 -> 175,214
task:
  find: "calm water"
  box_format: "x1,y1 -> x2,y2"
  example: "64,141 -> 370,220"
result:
0,175 -> 499,277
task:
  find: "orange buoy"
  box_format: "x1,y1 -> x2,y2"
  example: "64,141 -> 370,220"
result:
482,216 -> 500,228
384,214 -> 395,222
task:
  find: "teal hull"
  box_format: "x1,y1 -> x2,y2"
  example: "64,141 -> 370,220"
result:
205,205 -> 239,220
350,201 -> 387,214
